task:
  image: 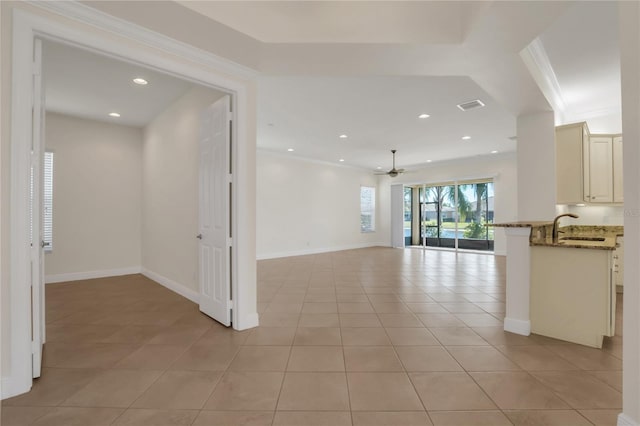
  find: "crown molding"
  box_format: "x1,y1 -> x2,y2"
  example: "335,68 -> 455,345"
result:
520,38 -> 566,117
27,0 -> 259,80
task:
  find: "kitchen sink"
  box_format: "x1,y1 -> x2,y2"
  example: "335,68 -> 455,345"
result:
559,236 -> 606,242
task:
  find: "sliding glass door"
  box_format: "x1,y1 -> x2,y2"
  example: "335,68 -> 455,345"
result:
403,179 -> 494,251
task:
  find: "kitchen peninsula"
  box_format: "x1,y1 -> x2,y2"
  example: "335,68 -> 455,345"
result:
495,221 -> 623,348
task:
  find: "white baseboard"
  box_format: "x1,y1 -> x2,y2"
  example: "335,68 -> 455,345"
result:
141,268 -> 199,304
257,242 -> 386,260
1,375 -> 31,400
503,317 -> 531,336
619,413 -> 639,426
45,266 -> 141,284
235,312 -> 259,331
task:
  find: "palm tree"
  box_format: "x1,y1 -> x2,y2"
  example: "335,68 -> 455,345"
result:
473,183 -> 488,223
444,185 -> 472,223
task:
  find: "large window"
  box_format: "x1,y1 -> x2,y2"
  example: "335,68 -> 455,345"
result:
360,186 -> 376,232
404,179 -> 494,251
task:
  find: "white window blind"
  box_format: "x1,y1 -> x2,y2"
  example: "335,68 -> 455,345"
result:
43,152 -> 54,252
360,186 -> 376,232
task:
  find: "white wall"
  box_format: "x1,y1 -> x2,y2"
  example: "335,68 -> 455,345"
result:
257,151 -> 383,259
562,205 -> 624,226
142,86 -> 224,294
44,113 -> 142,280
620,3 -> 640,423
377,153 -> 518,256
517,111 -> 557,221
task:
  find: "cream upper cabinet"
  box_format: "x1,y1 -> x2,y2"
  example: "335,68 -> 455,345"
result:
555,122 -> 622,205
613,136 -> 623,203
555,122 -> 587,205
587,136 -> 614,203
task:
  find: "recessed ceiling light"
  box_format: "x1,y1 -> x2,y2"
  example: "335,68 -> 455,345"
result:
339,134 -> 348,139
376,166 -> 382,170
339,158 -> 345,162
462,136 -> 471,140
427,160 -> 432,163
287,148 -> 294,152
132,78 -> 148,85
108,112 -> 121,118
418,113 -> 430,119
491,150 -> 498,154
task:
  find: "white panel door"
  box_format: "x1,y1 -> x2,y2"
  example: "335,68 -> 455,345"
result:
31,38 -> 45,378
198,96 -> 232,326
390,184 -> 405,248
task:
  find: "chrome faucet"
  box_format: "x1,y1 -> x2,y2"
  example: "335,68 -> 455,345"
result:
552,213 -> 579,243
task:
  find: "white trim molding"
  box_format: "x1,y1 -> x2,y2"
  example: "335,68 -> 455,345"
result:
504,317 -> 531,336
618,413 -> 639,426
45,267 -> 141,284
520,38 -> 566,118
1,376 -> 25,400
28,0 -> 258,80
257,242 -> 387,260
141,268 -> 199,304
6,3 -> 256,400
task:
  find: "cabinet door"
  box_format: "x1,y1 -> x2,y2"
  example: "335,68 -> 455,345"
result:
583,126 -> 590,202
614,236 -> 624,288
613,136 -> 623,203
555,124 -> 584,204
588,136 -> 613,203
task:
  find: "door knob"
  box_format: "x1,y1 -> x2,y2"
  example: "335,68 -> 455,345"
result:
196,234 -> 202,240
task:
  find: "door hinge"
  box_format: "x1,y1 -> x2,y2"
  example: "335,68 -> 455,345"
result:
32,62 -> 41,76
227,237 -> 233,247
31,340 -> 38,354
227,300 -> 233,310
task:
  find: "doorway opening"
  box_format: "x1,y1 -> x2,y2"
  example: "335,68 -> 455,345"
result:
7,7 -> 256,399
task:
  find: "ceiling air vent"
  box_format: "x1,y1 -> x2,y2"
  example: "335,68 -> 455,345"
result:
508,135 -> 517,141
456,99 -> 485,111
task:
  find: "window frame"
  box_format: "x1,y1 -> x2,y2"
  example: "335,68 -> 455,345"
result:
360,185 -> 376,233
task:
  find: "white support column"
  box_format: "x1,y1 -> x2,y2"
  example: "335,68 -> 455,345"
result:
500,111 -> 556,337
516,111 -> 557,221
619,2 -> 640,425
503,227 -> 532,336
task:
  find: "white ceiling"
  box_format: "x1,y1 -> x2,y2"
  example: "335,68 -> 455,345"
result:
60,1 -> 620,170
258,76 -> 516,169
177,1 -> 484,44
43,40 -> 195,127
538,2 -> 621,129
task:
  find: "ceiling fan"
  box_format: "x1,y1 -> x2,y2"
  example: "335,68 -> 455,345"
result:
375,149 -> 405,178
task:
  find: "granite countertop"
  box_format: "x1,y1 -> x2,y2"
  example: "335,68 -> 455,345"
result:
529,225 -> 623,250
491,221 -> 553,228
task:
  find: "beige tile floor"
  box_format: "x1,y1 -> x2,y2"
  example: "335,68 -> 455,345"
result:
2,247 -> 623,426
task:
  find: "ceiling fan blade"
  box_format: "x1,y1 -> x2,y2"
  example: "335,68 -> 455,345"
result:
395,168 -> 405,173
374,171 -> 389,175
